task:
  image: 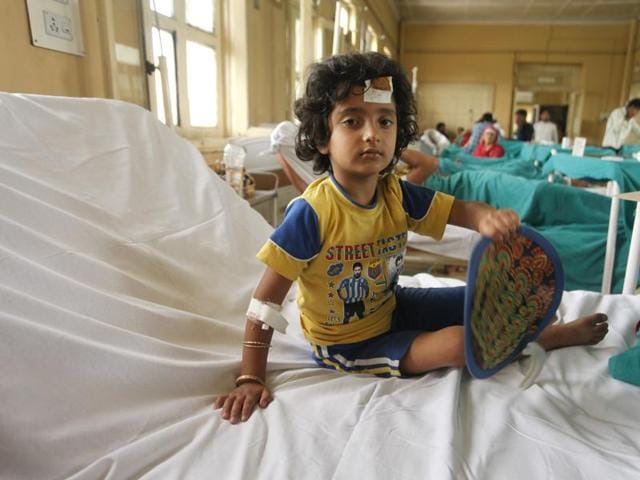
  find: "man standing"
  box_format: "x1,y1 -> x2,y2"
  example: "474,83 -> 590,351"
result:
533,109 -> 559,144
513,109 -> 534,142
602,98 -> 640,150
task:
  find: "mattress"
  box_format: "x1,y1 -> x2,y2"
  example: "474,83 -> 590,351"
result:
1,93 -> 638,480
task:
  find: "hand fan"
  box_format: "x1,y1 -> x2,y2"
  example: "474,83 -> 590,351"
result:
464,225 -> 564,388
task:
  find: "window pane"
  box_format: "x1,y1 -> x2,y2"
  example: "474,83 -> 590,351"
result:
365,26 -> 378,52
187,41 -> 217,127
315,26 -> 323,61
339,7 -> 349,31
186,0 -> 214,32
348,8 -> 357,46
151,27 -> 178,125
150,0 -> 174,17
294,18 -> 301,75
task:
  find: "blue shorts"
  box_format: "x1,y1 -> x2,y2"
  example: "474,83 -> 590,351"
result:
311,286 -> 465,377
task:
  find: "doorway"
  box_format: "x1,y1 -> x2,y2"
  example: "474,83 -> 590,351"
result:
539,104 -> 568,138
512,63 -> 582,140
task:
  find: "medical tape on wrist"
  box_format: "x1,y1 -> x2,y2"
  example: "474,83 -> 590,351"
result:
246,298 -> 288,333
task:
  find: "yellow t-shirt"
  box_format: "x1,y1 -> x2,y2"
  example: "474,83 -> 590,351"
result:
256,174 -> 454,345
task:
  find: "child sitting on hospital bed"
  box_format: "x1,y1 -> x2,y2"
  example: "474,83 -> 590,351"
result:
215,52 -> 609,424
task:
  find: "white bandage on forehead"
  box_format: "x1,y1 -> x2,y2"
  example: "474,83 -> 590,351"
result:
363,76 -> 393,103
246,298 -> 289,333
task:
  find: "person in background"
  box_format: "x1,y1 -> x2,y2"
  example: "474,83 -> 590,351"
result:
533,109 -> 559,144
472,125 -> 505,158
513,109 -> 534,142
463,112 -> 501,153
436,122 -> 448,139
602,98 -> 640,150
454,126 -> 470,146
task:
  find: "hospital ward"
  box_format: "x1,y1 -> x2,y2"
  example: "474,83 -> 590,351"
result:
3,0 -> 640,479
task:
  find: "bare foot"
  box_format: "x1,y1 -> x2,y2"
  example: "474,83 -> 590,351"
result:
564,313 -> 609,346
538,313 -> 609,350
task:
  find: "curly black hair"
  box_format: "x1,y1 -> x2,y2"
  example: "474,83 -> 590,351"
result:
294,52 -> 418,175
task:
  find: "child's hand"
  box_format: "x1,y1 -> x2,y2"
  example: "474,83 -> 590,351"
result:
478,209 -> 520,242
214,382 -> 273,424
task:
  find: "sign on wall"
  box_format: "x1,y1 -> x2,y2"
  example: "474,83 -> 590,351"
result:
26,0 -> 85,56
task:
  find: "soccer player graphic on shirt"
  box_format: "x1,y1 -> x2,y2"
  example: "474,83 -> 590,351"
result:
337,262 -> 370,323
387,254 -> 404,291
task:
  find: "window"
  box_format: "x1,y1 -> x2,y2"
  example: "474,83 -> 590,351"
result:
286,2 -> 301,107
346,3 -> 358,50
327,1 -> 354,55
339,4 -> 349,33
314,19 -> 333,62
142,0 -> 223,140
294,16 -> 301,99
364,25 -> 378,52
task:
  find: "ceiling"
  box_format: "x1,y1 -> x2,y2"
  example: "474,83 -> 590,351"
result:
391,0 -> 640,23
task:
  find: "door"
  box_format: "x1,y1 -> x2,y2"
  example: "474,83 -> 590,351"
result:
539,104 -> 569,138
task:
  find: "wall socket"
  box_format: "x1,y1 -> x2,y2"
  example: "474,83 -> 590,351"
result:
26,0 -> 84,56
43,10 -> 73,41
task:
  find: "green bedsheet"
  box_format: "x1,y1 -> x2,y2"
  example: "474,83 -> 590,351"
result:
441,142 -> 617,170
543,154 -> 640,234
438,145 -> 546,180
620,144 -> 640,157
517,144 -> 617,164
426,170 -> 632,293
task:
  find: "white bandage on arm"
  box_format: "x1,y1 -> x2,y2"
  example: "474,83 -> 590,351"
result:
246,298 -> 289,333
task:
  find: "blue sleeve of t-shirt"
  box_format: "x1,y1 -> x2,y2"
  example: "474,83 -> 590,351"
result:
269,198 -> 321,261
398,179 -> 437,221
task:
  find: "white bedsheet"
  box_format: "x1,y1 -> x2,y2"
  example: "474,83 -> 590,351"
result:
1,93 -> 639,480
407,226 -> 479,260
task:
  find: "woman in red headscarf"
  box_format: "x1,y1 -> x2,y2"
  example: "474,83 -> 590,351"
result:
472,126 -> 505,158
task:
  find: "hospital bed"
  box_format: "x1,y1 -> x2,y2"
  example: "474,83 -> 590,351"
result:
543,153 -> 640,294
427,141 -> 639,293
1,93 -> 639,480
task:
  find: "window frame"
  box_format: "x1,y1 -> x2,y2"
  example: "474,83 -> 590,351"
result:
141,0 -> 226,145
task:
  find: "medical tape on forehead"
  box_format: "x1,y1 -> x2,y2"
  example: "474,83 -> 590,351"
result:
363,76 -> 393,104
246,298 -> 288,333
